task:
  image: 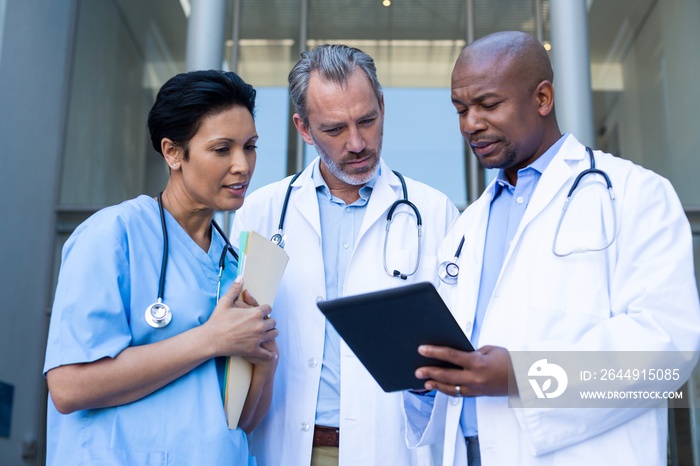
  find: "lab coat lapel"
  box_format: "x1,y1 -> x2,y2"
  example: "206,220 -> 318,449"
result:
289,161 -> 322,239
501,136 -> 584,267
454,185 -> 495,332
357,161 -> 400,242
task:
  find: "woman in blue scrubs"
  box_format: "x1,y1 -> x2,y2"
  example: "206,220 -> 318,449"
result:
43,70 -> 278,465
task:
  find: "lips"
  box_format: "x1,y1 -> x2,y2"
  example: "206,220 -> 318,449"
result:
343,150 -> 376,169
224,182 -> 248,194
470,139 -> 499,157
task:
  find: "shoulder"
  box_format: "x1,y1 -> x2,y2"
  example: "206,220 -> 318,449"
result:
594,151 -> 680,202
68,196 -> 157,249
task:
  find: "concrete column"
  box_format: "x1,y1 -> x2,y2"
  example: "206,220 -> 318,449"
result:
464,0 -> 485,204
287,0 -> 308,175
186,0 -> 227,71
550,0 -> 595,147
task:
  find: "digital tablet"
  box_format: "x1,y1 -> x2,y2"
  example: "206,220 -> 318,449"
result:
316,282 -> 474,392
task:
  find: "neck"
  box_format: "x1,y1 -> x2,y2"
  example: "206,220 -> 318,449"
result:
319,162 -> 363,204
160,186 -> 214,251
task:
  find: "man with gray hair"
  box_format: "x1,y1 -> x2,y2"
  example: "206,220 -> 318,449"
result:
233,44 -> 458,465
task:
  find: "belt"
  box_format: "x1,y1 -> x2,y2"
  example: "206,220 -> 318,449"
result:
313,425 -> 340,447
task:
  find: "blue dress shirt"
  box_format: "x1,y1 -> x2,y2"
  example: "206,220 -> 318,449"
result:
460,135 -> 566,437
313,163 -> 379,427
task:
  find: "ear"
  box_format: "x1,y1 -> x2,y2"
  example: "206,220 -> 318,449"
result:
535,80 -> 555,117
161,138 -> 183,170
293,114 -> 315,146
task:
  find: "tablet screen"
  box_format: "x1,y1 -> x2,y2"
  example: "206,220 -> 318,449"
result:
317,282 -> 473,392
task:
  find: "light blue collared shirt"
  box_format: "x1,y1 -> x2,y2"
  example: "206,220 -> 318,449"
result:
314,162 -> 379,427
460,135 -> 567,437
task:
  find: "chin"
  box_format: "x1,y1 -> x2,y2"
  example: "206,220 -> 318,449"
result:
217,197 -> 245,212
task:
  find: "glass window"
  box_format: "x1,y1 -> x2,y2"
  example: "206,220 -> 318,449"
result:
248,87 -> 290,193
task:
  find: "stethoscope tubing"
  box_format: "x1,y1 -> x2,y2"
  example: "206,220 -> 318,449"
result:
441,147 -> 618,281
147,192 -> 238,328
156,192 -> 169,303
274,169 -> 423,279
552,147 -> 617,257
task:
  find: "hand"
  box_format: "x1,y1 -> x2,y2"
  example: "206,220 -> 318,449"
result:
204,279 -> 279,361
246,339 -> 280,367
414,345 -> 513,397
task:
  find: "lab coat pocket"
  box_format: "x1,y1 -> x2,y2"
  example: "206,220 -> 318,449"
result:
527,306 -> 606,346
529,246 -> 611,319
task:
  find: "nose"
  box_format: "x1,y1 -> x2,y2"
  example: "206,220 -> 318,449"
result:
460,109 -> 486,136
346,126 -> 366,153
230,148 -> 250,174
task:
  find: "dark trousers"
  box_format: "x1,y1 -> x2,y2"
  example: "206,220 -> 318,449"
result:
466,436 -> 481,466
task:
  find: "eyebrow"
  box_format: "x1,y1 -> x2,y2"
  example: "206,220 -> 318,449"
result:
207,135 -> 258,144
317,110 -> 379,131
452,92 -> 500,106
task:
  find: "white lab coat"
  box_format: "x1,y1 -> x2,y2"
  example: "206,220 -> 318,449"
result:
233,158 -> 459,466
404,134 -> 700,466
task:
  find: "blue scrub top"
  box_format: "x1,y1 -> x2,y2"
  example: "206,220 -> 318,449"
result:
43,195 -> 253,466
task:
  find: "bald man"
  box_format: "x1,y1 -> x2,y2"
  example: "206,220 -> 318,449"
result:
404,31 -> 700,466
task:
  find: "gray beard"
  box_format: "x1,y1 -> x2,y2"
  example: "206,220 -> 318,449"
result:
314,140 -> 381,186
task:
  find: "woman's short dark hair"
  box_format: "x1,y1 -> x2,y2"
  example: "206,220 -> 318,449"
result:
148,70 -> 256,160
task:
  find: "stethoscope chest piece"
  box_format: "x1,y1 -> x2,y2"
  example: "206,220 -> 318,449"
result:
145,300 -> 172,328
438,260 -> 459,284
438,235 -> 465,285
270,232 -> 285,248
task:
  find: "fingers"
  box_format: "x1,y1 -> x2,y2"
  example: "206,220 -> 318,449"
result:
415,345 -> 475,394
415,366 -> 465,386
261,313 -> 277,334
418,345 -> 470,367
240,289 -> 260,307
415,346 -> 512,397
422,380 -> 469,397
221,277 -> 243,305
253,344 -> 278,360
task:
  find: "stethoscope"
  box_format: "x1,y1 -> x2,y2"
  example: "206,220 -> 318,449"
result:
438,235 -> 465,284
438,147 -> 617,284
552,147 -> 616,256
272,169 -> 422,280
145,192 -> 239,329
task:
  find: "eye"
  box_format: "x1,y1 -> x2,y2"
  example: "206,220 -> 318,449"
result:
214,146 -> 230,154
324,127 -> 342,136
359,118 -> 376,126
244,144 -> 258,151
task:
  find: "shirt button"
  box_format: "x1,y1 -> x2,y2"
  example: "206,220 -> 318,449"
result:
464,321 -> 472,334
315,296 -> 324,303
301,422 -> 311,431
516,196 -> 524,204
451,397 -> 461,405
346,207 -> 351,213
308,358 -> 318,368
343,243 -> 349,249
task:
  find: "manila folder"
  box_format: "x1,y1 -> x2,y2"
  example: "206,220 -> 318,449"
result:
225,231 -> 289,429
